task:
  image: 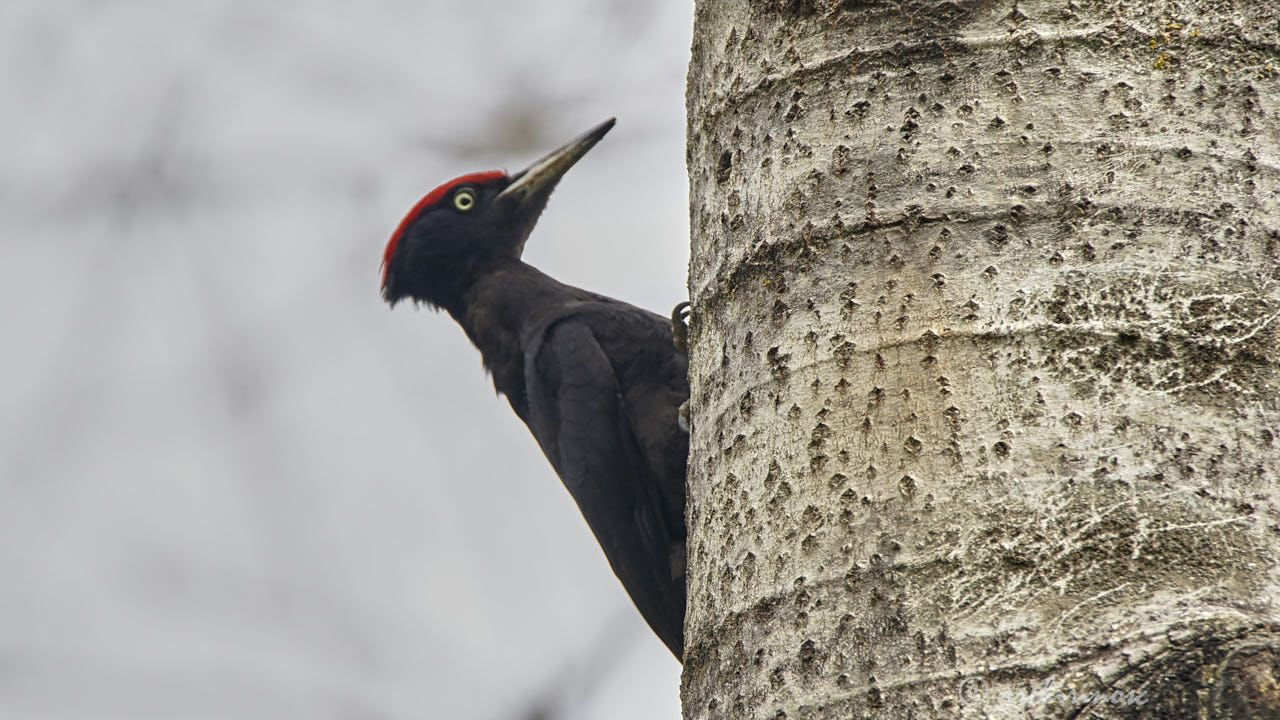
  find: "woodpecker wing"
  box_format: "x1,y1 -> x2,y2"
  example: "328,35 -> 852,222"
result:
522,304 -> 687,659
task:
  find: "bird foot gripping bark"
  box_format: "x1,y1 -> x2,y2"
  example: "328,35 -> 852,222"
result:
672,301 -> 691,432
671,301 -> 690,354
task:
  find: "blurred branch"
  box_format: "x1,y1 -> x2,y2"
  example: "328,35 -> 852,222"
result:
506,611 -> 644,720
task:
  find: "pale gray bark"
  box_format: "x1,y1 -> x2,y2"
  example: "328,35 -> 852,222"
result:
683,0 -> 1280,718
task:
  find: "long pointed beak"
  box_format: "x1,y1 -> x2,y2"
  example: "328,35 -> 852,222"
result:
496,118 -> 615,208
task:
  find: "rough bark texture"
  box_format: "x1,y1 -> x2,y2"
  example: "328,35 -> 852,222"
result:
683,0 -> 1280,718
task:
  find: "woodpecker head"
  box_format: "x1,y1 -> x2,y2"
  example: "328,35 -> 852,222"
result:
381,118 -> 615,310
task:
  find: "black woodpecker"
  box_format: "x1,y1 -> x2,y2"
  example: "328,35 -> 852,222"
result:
380,119 -> 688,661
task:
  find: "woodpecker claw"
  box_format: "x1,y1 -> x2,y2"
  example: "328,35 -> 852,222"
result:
671,301 -> 691,354
672,303 -> 691,434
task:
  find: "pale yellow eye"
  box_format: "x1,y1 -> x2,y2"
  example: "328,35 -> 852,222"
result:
453,190 -> 476,211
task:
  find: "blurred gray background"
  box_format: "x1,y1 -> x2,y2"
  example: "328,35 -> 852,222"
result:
0,2 -> 691,718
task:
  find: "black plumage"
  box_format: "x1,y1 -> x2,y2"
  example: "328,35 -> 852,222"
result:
380,119 -> 687,659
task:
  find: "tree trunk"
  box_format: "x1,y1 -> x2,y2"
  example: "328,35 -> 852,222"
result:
682,0 -> 1280,718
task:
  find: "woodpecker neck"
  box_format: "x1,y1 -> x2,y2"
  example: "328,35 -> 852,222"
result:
452,260 -> 588,406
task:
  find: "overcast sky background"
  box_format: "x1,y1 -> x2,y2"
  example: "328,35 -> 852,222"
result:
0,2 -> 692,718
